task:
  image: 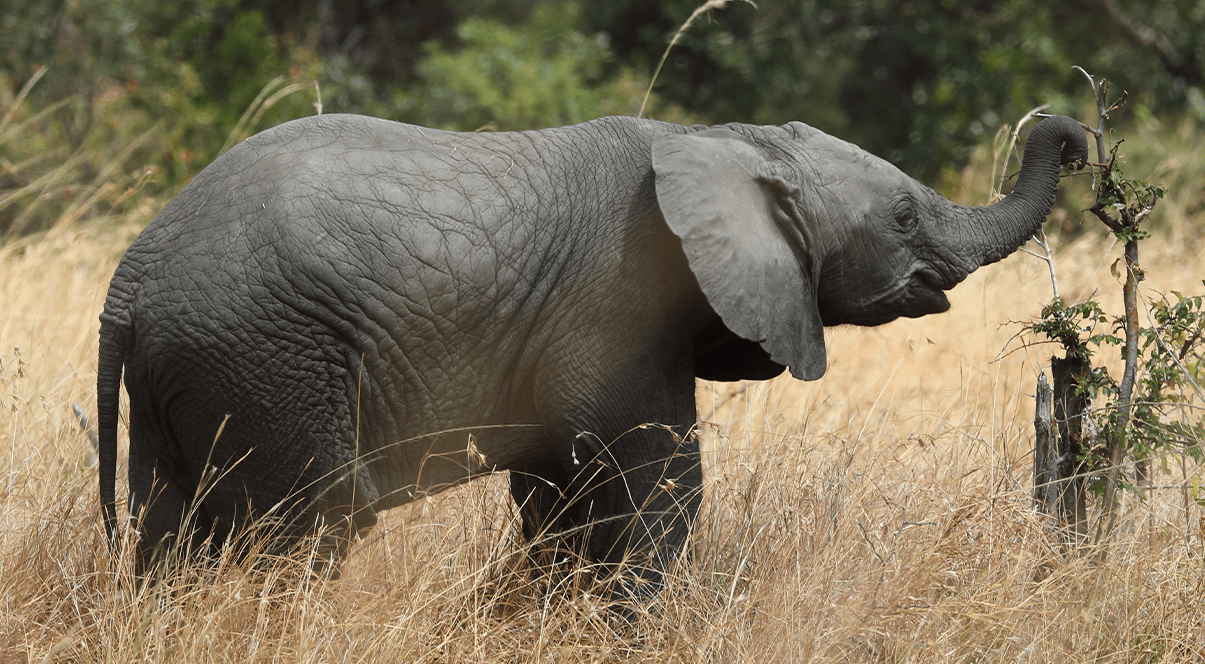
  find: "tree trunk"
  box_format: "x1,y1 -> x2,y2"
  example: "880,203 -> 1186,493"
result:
1050,354 -> 1092,542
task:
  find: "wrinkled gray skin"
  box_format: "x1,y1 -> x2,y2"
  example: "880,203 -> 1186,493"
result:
98,113 -> 1086,592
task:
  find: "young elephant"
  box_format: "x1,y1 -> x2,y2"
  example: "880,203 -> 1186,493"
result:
98,113 -> 1086,590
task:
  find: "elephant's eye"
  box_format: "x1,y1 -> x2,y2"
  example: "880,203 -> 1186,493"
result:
894,204 -> 919,234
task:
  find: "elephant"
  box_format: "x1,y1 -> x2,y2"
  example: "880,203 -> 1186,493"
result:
97,112 -> 1087,593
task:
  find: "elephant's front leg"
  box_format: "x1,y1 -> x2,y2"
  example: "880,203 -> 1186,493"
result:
594,423 -> 703,597
510,415 -> 703,599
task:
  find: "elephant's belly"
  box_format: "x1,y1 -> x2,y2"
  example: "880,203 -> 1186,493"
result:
346,288 -> 555,509
358,403 -> 546,511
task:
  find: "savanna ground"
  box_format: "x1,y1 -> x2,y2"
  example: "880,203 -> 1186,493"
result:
3,118 -> 1205,662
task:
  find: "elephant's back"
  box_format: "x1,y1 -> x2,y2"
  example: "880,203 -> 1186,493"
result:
129,112 -> 668,273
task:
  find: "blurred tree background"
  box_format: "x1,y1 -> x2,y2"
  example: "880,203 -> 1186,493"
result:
3,0 -> 1203,235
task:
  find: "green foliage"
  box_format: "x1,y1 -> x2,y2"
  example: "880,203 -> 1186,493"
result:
1130,289 -> 1205,467
1084,0 -> 1205,120
1030,286 -> 1205,498
583,0 -> 1205,181
1033,298 -> 1111,358
1095,146 -> 1166,241
396,4 -> 646,131
402,5 -> 604,130
205,11 -> 283,122
582,0 -> 1087,181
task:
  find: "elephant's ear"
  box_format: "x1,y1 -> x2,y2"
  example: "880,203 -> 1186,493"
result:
652,129 -> 826,381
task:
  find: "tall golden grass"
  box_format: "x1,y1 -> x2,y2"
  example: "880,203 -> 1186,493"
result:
3,120 -> 1205,661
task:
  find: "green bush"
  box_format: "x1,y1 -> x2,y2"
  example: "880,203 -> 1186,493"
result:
396,4 -> 645,131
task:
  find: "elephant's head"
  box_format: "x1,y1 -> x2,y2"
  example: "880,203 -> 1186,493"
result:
652,115 -> 1088,380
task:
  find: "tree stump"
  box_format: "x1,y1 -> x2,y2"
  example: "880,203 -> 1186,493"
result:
1051,354 -> 1093,541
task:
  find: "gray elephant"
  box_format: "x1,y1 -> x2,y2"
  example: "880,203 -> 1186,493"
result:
97,112 -> 1086,592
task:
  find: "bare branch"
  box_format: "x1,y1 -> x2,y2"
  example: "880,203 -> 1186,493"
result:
1032,229 -> 1060,302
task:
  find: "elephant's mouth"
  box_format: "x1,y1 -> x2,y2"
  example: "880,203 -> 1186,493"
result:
820,263 -> 959,327
915,262 -> 967,293
902,270 -> 955,317
833,273 -> 952,326
903,284 -> 951,318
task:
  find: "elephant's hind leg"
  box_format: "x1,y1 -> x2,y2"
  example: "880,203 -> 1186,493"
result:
126,402 -> 216,572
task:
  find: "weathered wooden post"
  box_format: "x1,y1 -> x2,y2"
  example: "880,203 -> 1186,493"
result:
1033,372 -> 1057,519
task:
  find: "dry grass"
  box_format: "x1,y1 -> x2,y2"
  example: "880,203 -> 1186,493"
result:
3,165 -> 1205,661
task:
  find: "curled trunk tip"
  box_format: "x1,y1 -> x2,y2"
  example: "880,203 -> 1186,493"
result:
944,115 -> 1089,272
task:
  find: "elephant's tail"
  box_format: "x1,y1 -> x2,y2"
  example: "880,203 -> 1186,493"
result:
97,302 -> 130,549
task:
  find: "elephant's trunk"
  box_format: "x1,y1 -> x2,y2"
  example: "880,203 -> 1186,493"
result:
942,115 -> 1088,275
